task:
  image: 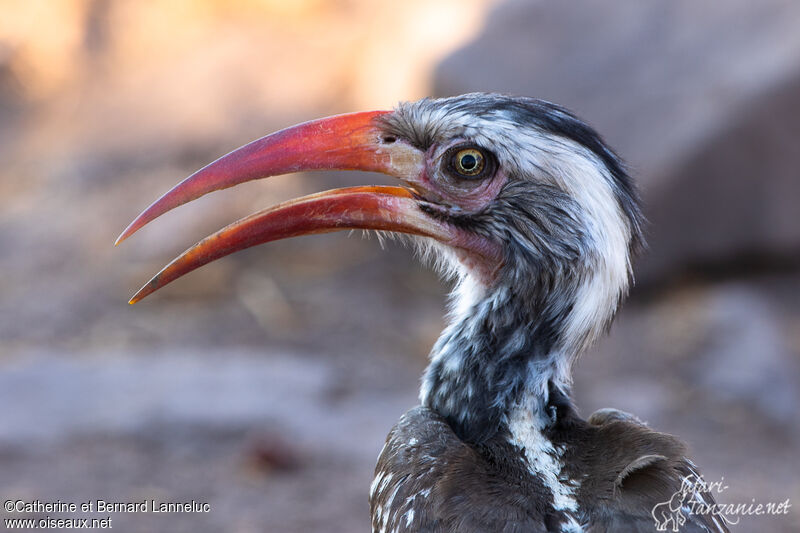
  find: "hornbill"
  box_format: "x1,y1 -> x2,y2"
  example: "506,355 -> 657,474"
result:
118,93 -> 728,532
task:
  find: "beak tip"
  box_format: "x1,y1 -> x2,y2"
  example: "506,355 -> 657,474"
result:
129,272 -> 165,304
128,291 -> 145,304
115,223 -> 137,246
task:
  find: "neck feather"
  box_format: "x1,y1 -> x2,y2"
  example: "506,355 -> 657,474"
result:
420,274 -> 575,444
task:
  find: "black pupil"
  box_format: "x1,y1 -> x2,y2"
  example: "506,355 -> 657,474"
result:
460,153 -> 478,170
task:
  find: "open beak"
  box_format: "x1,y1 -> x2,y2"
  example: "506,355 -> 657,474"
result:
117,111 -> 465,304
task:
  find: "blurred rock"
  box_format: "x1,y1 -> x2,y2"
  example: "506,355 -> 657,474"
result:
578,274 -> 800,430
690,283 -> 800,426
435,0 -> 800,284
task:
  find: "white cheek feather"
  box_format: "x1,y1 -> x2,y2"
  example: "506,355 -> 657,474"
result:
542,141 -> 631,354
468,116 -> 632,357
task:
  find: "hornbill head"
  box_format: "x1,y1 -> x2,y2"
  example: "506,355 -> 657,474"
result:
119,94 -> 643,416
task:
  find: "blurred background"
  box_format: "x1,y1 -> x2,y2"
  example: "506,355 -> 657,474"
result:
1,0 -> 799,531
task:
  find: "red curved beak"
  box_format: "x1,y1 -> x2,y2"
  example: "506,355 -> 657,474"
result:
118,111 -> 466,303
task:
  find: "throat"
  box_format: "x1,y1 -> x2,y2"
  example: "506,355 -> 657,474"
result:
419,275 -> 593,527
419,280 -> 573,445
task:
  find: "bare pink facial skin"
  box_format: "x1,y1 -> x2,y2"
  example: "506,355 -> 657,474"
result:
401,138 -> 509,214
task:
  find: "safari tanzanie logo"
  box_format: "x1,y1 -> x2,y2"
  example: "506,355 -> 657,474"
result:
651,474 -> 791,531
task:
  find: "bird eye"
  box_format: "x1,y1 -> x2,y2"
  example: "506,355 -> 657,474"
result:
453,148 -> 484,176
447,146 -> 494,180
